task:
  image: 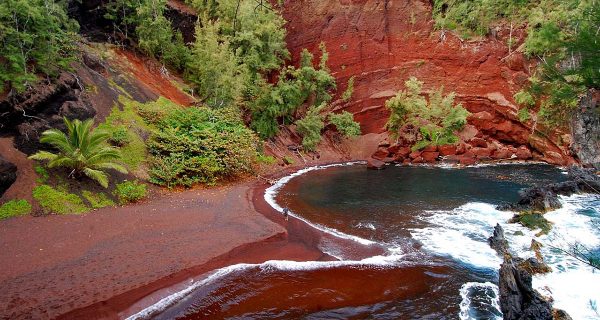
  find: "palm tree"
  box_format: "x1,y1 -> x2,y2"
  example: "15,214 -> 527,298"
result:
29,117 -> 127,188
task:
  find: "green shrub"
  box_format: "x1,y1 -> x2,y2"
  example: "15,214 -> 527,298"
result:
109,126 -> 130,146
518,107 -> 531,122
82,190 -> 115,209
114,180 -> 147,204
250,45 -> 336,139
514,90 -> 536,108
329,111 -> 361,138
148,107 -> 259,187
33,185 -> 88,214
283,156 -> 295,165
342,76 -> 355,102
385,77 -> 469,150
0,200 -> 32,220
296,104 -> 326,151
29,117 -> 128,188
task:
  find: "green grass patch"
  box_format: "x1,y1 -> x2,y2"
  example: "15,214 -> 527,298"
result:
114,180 -> 147,204
257,154 -> 277,165
33,185 -> 89,215
34,164 -> 49,184
0,200 -> 32,220
82,191 -> 115,209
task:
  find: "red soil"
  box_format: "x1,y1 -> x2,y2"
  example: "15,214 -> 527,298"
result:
113,49 -> 195,107
0,138 -> 37,204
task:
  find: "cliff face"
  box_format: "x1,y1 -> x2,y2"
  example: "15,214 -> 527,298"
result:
280,0 -> 575,165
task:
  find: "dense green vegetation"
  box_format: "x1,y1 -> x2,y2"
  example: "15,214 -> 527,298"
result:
148,106 -> 259,187
114,180 -> 147,204
99,0 -> 351,144
385,77 -> 469,150
103,0 -> 189,69
433,0 -> 599,126
330,112 -> 362,138
296,104 -> 326,151
0,0 -> 78,92
249,46 -> 337,139
29,118 -> 128,188
0,200 -> 32,220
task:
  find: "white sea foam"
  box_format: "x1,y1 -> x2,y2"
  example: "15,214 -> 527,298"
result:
127,257 -> 406,319
126,263 -> 253,320
265,162 -> 377,246
459,282 -> 502,320
529,194 -> 600,320
410,202 -> 514,269
411,194 -> 600,319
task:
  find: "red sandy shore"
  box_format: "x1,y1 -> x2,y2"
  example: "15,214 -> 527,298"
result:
0,165 -> 339,320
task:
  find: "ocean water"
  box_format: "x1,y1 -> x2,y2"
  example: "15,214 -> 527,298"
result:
129,164 -> 600,320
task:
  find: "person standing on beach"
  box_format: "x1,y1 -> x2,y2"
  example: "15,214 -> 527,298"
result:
283,208 -> 289,221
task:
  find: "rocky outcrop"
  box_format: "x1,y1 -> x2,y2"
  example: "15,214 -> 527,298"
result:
0,156 -> 17,197
280,0 -> 574,165
488,223 -> 509,256
0,72 -> 96,154
498,258 -> 553,320
571,89 -> 600,169
488,224 -> 554,320
499,166 -> 600,213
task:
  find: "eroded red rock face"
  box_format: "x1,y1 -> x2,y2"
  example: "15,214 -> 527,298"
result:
280,0 -> 575,165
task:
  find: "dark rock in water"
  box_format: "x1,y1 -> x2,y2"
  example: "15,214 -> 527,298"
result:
498,258 -> 554,320
553,309 -> 573,320
518,257 -> 551,275
0,155 -> 17,197
489,225 -> 555,320
367,158 -> 386,170
488,223 -> 509,256
571,89 -> 600,170
498,166 -> 600,213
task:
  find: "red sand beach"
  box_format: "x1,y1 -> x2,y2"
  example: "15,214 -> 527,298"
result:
0,178 -> 308,319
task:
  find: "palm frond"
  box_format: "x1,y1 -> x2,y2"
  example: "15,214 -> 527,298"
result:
86,148 -> 123,165
83,168 -> 109,188
28,151 -> 59,161
48,156 -> 77,169
40,129 -> 74,154
93,162 -> 128,174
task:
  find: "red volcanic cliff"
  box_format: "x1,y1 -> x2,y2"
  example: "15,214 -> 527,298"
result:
280,0 -> 574,165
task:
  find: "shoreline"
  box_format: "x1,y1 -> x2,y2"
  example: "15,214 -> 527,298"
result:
0,162 -> 344,320
0,160 -> 573,319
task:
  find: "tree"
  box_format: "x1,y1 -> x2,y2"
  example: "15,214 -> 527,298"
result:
249,45 -> 336,139
296,103 -> 326,151
186,17 -> 246,108
0,0 -> 78,92
29,118 -> 127,188
385,77 -> 470,150
329,111 -> 361,138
